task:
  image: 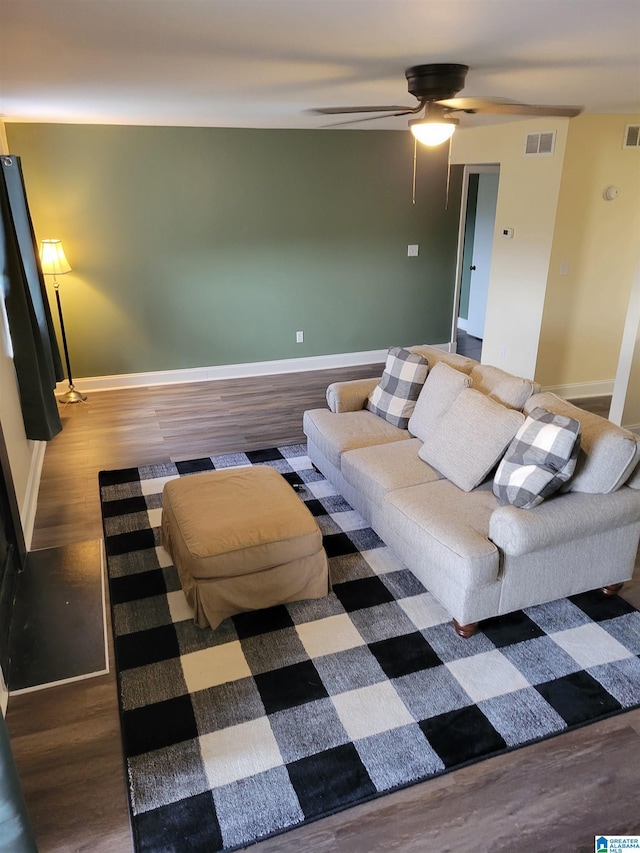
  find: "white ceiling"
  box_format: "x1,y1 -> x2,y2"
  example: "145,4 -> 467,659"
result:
1,0 -> 639,130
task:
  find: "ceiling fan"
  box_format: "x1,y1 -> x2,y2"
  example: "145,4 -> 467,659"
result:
311,64 -> 583,146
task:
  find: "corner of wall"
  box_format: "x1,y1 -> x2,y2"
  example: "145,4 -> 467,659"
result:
537,114 -> 640,390
610,249 -> 640,429
0,122 -> 9,155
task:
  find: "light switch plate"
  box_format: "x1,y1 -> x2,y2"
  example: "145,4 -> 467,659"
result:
407,244 -> 419,257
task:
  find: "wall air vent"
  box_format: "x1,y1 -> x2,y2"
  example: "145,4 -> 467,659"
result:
524,131 -> 556,156
623,124 -> 640,149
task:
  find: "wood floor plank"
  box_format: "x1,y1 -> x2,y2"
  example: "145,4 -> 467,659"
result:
5,367 -> 639,852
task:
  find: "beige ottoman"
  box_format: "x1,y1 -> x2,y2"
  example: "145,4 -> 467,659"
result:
161,465 -> 329,629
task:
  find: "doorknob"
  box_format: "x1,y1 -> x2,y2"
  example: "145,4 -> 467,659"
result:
470,265 -> 476,271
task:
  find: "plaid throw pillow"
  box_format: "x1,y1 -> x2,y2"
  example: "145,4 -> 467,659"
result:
366,347 -> 429,429
493,407 -> 581,509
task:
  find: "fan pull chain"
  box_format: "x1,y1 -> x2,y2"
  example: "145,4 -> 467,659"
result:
412,136 -> 417,205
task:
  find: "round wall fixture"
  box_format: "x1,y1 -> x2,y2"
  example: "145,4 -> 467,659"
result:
603,185 -> 619,201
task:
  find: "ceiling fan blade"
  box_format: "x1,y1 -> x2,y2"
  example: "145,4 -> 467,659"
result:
322,111 -> 416,128
310,105 -> 416,115
437,97 -> 583,117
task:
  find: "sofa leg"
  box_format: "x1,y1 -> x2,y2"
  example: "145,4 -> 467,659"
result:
602,583 -> 624,597
453,619 -> 478,638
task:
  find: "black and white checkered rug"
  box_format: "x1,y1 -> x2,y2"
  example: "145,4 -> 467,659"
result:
100,444 -> 640,853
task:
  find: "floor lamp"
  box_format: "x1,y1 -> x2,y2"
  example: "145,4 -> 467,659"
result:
39,239 -> 87,404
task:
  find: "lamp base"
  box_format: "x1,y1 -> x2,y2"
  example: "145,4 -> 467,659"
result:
59,385 -> 87,404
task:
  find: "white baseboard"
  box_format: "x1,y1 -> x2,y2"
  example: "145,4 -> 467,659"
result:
20,440 -> 46,550
541,379 -> 615,400
53,353 -> 621,424
57,349 -> 388,393
55,344 -> 451,394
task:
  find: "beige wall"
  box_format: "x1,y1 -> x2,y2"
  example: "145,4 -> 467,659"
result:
536,114 -> 640,390
451,117 -> 570,379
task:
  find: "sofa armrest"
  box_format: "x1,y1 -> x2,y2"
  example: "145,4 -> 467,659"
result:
326,377 -> 379,413
489,488 -> 640,556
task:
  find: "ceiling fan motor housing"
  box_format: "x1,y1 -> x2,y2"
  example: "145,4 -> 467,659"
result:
405,63 -> 469,101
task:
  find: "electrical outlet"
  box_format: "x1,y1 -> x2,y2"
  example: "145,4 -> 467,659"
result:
296,331 -> 304,343
407,244 -> 419,257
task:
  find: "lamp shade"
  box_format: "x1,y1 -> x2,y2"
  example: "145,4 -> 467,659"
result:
409,117 -> 458,146
39,239 -> 72,275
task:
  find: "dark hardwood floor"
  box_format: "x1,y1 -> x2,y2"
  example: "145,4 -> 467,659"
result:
5,364 -> 639,852
455,328 -> 483,361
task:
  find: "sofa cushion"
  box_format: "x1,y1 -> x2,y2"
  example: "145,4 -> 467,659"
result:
342,438 -> 441,506
384,479 -> 500,587
493,407 -> 581,509
409,344 -> 477,374
303,409 -> 409,470
524,392 -> 640,494
418,388 -> 524,492
366,347 -> 429,429
408,361 -> 471,441
470,363 -> 540,410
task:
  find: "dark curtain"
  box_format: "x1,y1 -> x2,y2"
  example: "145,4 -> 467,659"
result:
0,156 -> 62,441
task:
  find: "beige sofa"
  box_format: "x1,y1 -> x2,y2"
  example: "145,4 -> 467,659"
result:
303,345 -> 640,636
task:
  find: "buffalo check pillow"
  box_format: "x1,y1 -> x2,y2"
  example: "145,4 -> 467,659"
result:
493,406 -> 581,509
366,346 -> 429,429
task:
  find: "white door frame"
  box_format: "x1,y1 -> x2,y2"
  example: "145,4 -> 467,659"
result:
450,164 -> 500,353
610,248 -> 640,430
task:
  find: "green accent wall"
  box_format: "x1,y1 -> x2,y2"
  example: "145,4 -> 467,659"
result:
7,123 -> 462,378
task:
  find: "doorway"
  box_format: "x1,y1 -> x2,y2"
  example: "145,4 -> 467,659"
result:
453,165 -> 500,358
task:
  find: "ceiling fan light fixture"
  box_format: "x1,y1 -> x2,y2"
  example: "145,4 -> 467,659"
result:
409,116 -> 458,146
